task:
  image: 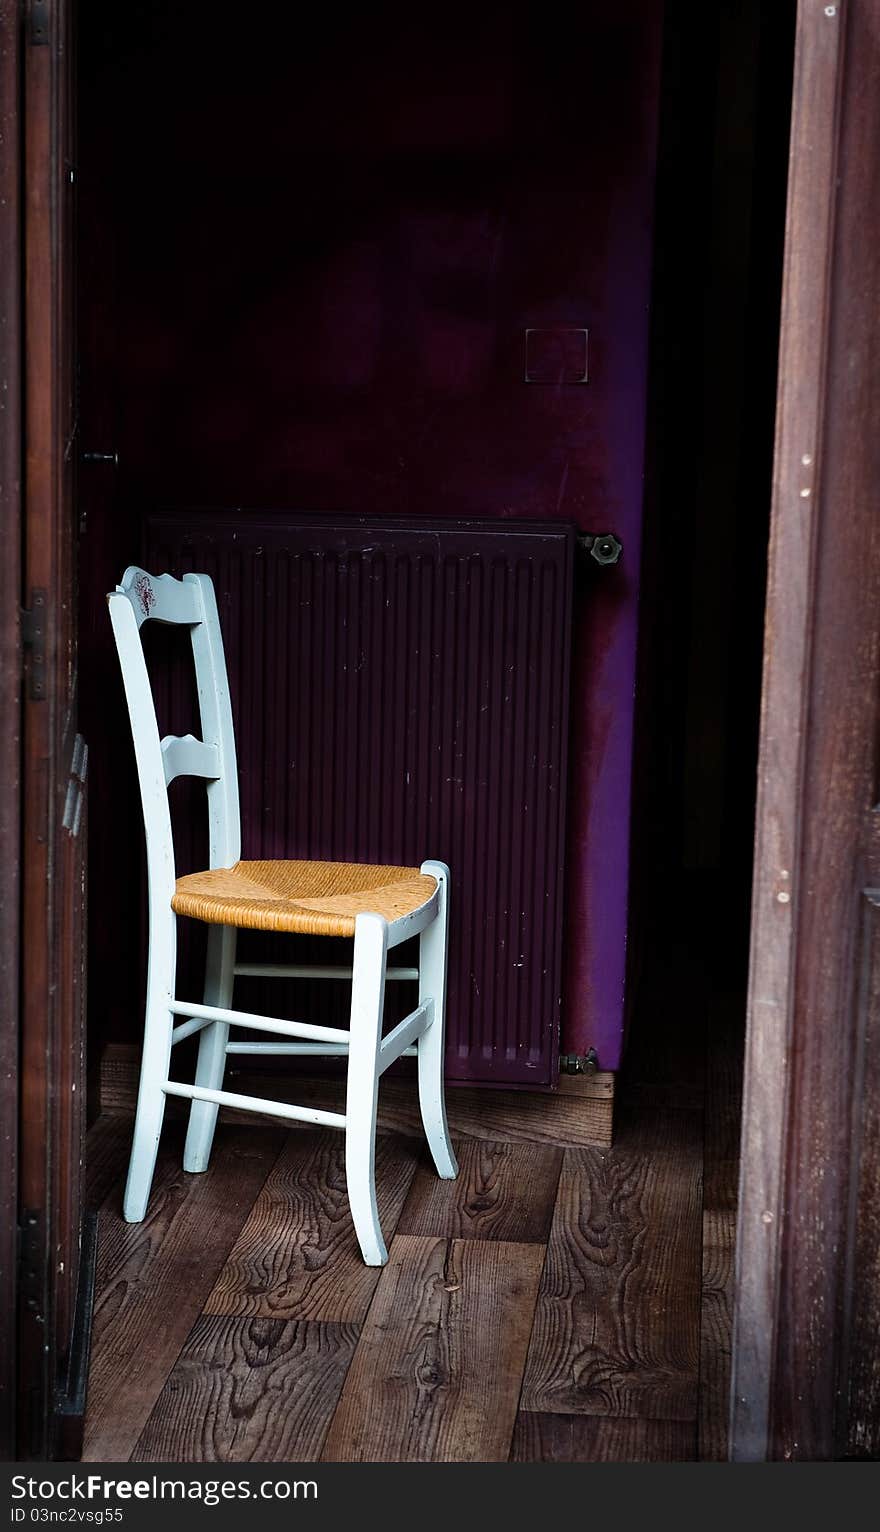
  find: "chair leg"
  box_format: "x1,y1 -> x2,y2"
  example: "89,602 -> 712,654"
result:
183,924 -> 237,1173
345,912 -> 388,1266
417,860 -> 458,1180
123,912 -> 177,1222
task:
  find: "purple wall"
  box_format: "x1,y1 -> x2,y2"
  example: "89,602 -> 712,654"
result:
80,1 -> 663,1071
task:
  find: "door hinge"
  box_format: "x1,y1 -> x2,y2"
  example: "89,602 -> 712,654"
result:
21,590 -> 47,700
27,1 -> 49,46
559,1047 -> 599,1076
62,734 -> 88,836
18,1210 -> 47,1323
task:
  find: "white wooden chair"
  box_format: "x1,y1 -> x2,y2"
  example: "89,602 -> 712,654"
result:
107,565 -> 458,1265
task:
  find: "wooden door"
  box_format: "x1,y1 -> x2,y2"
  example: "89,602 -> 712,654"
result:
731,0 -> 880,1461
0,0 -> 24,1465
16,0 -> 91,1461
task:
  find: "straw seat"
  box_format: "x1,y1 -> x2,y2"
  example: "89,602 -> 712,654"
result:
173,860 -> 438,937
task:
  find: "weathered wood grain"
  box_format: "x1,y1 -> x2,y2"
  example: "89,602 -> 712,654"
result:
699,1208 -> 735,1462
100,1045 -> 615,1148
0,0 -> 22,1462
86,956 -> 734,1463
623,1081 -> 705,1113
82,1125 -> 283,1462
204,1129 -> 420,1324
415,1073 -> 612,1151
97,1043 -> 177,1119
321,1236 -> 545,1461
85,1113 -> 132,1211
396,1138 -> 562,1243
131,1315 -> 358,1463
510,1410 -> 695,1462
699,992 -> 740,1462
520,1107 -> 702,1420
731,0 -> 869,1464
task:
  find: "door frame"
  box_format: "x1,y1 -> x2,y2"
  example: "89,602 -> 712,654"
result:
0,0 -> 23,1465
731,0 -> 880,1460
2,0 -> 879,1463
1,0 -> 87,1462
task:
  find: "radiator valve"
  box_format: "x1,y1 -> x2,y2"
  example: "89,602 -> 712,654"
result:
576,532 -> 622,566
559,1048 -> 599,1076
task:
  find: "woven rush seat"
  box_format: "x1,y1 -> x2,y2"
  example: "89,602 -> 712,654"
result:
172,859 -> 438,937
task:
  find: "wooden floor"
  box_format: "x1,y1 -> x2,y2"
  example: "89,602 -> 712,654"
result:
82,941 -> 743,1463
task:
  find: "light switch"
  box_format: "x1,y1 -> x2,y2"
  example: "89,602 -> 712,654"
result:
524,327 -> 589,384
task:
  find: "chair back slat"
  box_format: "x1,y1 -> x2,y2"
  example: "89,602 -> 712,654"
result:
161,734 -> 221,786
108,568 -> 241,922
116,565 -> 203,629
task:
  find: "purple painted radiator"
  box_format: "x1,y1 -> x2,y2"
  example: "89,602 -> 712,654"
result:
146,512 -> 574,1086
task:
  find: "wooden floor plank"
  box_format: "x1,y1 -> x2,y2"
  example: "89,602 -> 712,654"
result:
396,1138 -> 562,1243
698,990 -> 741,1461
321,1235 -> 545,1462
699,1208 -> 735,1462
100,1045 -> 615,1148
82,1125 -> 283,1462
510,1411 -> 696,1462
204,1129 -> 420,1324
131,1315 -> 358,1463
277,1065 -> 613,1148
623,1081 -> 705,1113
86,945 -> 744,1463
284,1072 -> 614,1151
85,1114 -> 133,1211
519,1105 -> 702,1421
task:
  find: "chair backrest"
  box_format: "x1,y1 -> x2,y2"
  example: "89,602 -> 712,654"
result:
107,567 -> 241,915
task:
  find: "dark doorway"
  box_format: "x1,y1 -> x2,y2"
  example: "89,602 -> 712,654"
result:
70,0 -> 795,1464
76,0 -> 664,1093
